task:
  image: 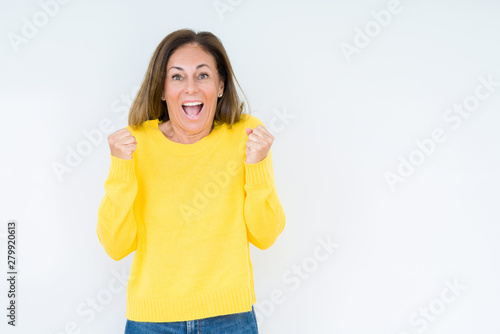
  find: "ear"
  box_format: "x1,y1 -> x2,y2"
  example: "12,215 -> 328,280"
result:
218,78 -> 224,95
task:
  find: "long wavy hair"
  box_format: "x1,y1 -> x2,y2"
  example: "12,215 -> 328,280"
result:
128,29 -> 250,130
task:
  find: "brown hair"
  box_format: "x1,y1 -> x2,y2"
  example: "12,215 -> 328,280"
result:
128,29 -> 250,130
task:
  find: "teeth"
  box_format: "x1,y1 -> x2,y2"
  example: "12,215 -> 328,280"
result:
182,102 -> 203,106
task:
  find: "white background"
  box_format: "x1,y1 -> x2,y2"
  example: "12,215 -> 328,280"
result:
1,0 -> 499,333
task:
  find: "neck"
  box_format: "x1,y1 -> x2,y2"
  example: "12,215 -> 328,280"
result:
160,120 -> 214,144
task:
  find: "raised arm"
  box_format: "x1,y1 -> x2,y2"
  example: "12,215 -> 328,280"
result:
243,121 -> 286,250
96,128 -> 139,261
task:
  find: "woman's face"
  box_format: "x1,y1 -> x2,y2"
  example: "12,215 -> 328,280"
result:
164,43 -> 224,134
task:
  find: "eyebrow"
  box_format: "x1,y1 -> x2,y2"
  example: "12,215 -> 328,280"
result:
167,64 -> 211,72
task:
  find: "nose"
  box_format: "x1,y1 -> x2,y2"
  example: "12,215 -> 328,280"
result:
185,76 -> 198,95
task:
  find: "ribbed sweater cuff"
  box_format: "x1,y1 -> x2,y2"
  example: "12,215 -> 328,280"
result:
108,154 -> 136,181
244,153 -> 273,185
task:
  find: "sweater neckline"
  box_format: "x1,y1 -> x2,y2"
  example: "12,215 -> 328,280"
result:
149,119 -> 226,155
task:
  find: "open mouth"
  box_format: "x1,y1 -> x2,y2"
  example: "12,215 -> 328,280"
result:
182,102 -> 204,119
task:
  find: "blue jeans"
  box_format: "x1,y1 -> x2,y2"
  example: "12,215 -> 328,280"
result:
124,305 -> 259,334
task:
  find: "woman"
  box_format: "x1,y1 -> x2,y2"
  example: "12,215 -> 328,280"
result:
96,29 -> 286,334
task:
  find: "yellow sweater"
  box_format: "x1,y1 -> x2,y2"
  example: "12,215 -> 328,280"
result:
96,113 -> 286,322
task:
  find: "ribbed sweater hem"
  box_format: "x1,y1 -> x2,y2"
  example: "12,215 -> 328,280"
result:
125,285 -> 257,322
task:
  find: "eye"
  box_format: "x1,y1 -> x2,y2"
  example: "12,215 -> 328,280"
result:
172,74 -> 181,80
199,73 -> 209,79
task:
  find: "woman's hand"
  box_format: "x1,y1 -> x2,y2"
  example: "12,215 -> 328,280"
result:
245,125 -> 274,164
108,128 -> 137,160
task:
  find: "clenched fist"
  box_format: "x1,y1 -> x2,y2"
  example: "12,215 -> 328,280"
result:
245,125 -> 274,164
108,128 -> 137,160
